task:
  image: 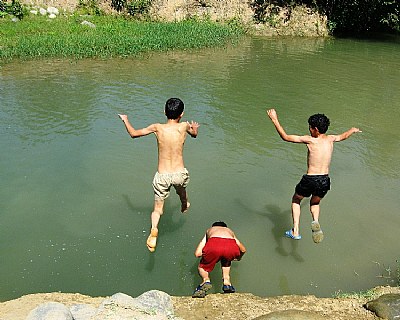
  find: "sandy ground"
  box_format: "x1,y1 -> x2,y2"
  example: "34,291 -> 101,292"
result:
1,286 -> 399,319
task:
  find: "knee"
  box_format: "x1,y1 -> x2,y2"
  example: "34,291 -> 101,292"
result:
292,194 -> 303,204
152,209 -> 163,216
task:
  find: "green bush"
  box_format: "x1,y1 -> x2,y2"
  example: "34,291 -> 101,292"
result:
111,0 -> 126,11
0,0 -> 25,19
76,0 -> 103,15
126,0 -> 151,17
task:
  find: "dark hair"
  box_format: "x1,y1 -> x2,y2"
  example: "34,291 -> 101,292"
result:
308,113 -> 330,134
212,221 -> 227,227
165,98 -> 184,120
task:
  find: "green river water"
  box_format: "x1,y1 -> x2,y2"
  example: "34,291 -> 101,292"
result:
0,36 -> 399,301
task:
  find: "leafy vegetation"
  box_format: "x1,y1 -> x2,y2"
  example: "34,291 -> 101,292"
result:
0,0 -> 26,19
252,0 -> 400,35
0,15 -> 244,62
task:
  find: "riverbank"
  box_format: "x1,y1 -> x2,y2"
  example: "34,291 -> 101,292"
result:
0,0 -> 329,62
1,286 -> 399,319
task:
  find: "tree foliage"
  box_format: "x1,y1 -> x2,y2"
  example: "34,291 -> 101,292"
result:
252,0 -> 400,35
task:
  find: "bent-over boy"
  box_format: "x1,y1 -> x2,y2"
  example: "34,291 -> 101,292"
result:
192,221 -> 246,298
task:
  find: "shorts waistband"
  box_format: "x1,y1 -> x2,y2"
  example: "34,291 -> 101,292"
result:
156,168 -> 188,176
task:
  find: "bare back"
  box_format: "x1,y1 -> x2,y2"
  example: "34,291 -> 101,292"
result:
154,121 -> 188,173
206,226 -> 235,239
306,135 -> 335,175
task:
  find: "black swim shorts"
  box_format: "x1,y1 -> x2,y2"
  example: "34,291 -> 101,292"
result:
295,174 -> 330,198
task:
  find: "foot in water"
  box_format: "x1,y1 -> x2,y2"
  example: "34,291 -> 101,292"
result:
146,228 -> 158,252
181,201 -> 190,213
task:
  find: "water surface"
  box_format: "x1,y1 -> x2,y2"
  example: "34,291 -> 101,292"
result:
1,36 -> 399,301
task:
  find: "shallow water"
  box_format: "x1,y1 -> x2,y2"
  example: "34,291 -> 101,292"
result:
1,36 -> 399,301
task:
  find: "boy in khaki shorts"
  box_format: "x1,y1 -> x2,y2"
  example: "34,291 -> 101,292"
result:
267,109 -> 361,243
119,98 -> 199,252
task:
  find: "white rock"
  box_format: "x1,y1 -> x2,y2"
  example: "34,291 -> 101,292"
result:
47,6 -> 59,15
48,13 -> 56,19
81,20 -> 96,28
30,10 -> 38,15
39,7 -> 47,15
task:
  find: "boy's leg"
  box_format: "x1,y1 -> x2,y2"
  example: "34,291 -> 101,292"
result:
309,195 -> 321,221
310,195 -> 324,243
221,265 -> 235,293
290,193 -> 304,236
192,266 -> 212,298
175,185 -> 190,213
221,266 -> 231,286
198,266 -> 211,284
146,199 -> 164,252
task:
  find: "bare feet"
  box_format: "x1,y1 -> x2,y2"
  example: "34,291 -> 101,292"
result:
181,201 -> 190,213
146,228 -> 158,252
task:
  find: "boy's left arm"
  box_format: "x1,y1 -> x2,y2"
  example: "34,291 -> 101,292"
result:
332,127 -> 362,142
186,121 -> 200,138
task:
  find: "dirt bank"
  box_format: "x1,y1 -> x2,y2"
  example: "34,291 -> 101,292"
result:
1,286 -> 399,319
19,0 -> 329,36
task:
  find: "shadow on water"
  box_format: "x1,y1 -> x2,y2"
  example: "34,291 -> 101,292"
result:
235,198 -> 305,263
122,193 -> 186,273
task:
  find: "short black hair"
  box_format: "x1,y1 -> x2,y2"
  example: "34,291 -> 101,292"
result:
308,113 -> 330,134
165,98 -> 184,120
212,221 -> 227,227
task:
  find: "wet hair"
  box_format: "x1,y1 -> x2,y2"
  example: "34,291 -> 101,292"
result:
212,221 -> 227,228
165,98 -> 184,120
308,113 -> 330,134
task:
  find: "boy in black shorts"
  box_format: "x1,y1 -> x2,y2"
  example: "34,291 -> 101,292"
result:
267,109 -> 361,243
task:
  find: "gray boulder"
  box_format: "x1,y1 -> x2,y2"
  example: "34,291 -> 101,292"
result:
26,302 -> 73,320
94,290 -> 176,319
70,303 -> 97,320
365,293 -> 400,320
253,309 -> 327,320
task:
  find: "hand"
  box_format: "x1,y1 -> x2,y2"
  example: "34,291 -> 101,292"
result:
187,121 -> 200,130
118,114 -> 128,122
267,109 -> 278,121
352,127 -> 362,133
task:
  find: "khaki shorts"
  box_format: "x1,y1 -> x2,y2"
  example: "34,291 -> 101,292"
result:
152,168 -> 190,201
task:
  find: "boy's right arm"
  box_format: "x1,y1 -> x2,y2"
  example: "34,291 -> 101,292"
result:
194,235 -> 207,257
267,109 -> 311,144
118,114 -> 157,138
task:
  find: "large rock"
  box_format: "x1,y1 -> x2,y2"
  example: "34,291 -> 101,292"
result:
94,290 -> 177,319
26,302 -> 73,320
253,309 -> 327,320
365,293 -> 400,320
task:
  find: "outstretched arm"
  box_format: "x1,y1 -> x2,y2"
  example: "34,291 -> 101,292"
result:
332,127 -> 362,142
267,109 -> 311,144
118,114 -> 157,139
194,234 -> 207,257
187,121 -> 200,138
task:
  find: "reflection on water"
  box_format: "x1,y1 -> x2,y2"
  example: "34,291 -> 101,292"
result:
0,36 -> 399,301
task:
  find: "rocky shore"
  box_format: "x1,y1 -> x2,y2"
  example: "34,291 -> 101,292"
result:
1,286 -> 400,319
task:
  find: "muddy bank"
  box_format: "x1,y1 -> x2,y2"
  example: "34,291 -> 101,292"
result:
1,286 -> 399,319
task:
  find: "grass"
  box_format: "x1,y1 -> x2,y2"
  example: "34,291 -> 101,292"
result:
333,289 -> 377,300
0,15 -> 244,62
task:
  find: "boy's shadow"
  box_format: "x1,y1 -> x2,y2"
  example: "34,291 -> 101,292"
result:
122,194 -> 186,271
235,199 -> 304,262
